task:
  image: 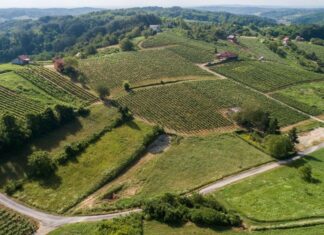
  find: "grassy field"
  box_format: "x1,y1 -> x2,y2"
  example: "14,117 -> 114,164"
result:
0,205 -> 37,235
214,149 -> 324,222
79,49 -> 211,90
85,133 -> 272,212
0,104 -> 121,185
271,81 -> 324,116
0,71 -> 64,106
211,61 -> 324,92
0,63 -> 22,72
12,120 -> 155,213
296,42 -> 324,61
118,80 -> 307,133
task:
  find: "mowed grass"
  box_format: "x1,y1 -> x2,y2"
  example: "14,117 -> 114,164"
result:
79,49 -> 211,89
0,104 -> 121,185
271,81 -> 324,116
0,71 -> 63,106
0,205 -> 37,235
214,149 -> 324,222
118,80 -> 307,133
91,134 -> 272,210
212,61 -> 324,92
13,120 -> 156,213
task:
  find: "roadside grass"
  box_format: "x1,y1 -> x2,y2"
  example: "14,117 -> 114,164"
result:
0,104 -> 121,185
214,149 -> 324,222
271,81 -> 324,116
12,120 -> 156,213
83,133 -> 272,212
0,205 -> 38,235
79,49 -> 211,90
211,61 -> 324,92
0,71 -> 64,106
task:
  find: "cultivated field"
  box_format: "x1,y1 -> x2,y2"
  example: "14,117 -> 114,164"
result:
85,134 -> 272,212
211,61 -> 324,92
118,80 -> 307,133
80,49 -> 211,90
214,149 -> 324,222
0,205 -> 37,235
271,81 -> 324,116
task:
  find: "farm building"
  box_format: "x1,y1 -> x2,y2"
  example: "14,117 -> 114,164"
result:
11,55 -> 30,65
227,35 -> 237,43
283,36 -> 290,46
149,25 -> 161,32
53,57 -> 64,72
216,52 -> 238,62
295,36 -> 305,42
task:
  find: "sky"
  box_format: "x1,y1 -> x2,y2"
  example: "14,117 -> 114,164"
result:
0,0 -> 323,8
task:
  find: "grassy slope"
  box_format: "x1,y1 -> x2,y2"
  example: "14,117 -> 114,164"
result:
13,120 -> 155,213
0,205 -> 37,235
214,149 -> 324,222
271,81 -> 324,116
0,71 -> 64,106
296,42 -> 324,61
79,49 -> 211,90
0,104 -> 121,185
89,134 -> 272,211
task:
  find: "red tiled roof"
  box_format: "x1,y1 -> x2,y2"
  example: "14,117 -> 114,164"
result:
18,55 -> 30,61
217,51 -> 238,59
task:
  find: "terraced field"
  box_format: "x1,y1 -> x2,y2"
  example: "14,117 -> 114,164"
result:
211,61 -> 324,92
16,66 -> 98,106
271,81 -> 324,116
0,85 -> 45,119
118,80 -> 307,133
0,205 -> 37,235
80,49 -> 211,89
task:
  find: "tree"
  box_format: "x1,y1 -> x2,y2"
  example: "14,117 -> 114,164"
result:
123,81 -> 131,91
0,114 -> 26,150
120,38 -> 134,51
265,135 -> 294,159
267,118 -> 280,135
299,165 -> 313,182
55,105 -> 76,124
85,45 -> 97,55
95,84 -> 110,99
27,151 -> 56,178
288,127 -> 299,144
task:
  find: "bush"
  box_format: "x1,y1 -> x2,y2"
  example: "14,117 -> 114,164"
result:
55,105 -> 76,124
123,81 -> 131,91
265,135 -> 294,159
299,165 -> 313,182
4,180 -> 23,195
27,151 -> 56,178
120,38 -> 134,51
96,84 -> 110,99
78,107 -> 91,117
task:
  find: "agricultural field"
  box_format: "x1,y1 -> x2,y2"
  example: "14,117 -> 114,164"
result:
12,120 -> 156,213
118,80 -> 307,133
211,61 -> 324,92
296,42 -> 324,61
0,71 -> 64,106
0,104 -> 121,186
271,81 -> 324,116
83,133 -> 272,212
0,85 -> 45,119
214,149 -> 324,222
16,66 -> 98,106
0,205 -> 37,235
79,49 -> 212,90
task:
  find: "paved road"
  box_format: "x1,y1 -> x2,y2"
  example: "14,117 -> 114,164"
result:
199,142 -> 324,194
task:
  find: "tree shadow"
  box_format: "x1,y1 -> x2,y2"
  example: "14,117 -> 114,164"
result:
126,121 -> 141,130
38,173 -> 62,190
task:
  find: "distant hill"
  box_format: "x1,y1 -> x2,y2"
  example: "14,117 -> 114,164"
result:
292,12 -> 324,25
0,8 -> 103,21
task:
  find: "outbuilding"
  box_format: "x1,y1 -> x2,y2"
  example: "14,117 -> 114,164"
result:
216,52 -> 238,61
11,55 -> 31,65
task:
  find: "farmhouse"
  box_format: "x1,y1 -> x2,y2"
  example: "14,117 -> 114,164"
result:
216,52 -> 238,62
149,25 -> 161,32
283,36 -> 290,46
53,57 -> 64,72
227,35 -> 237,43
11,55 -> 31,65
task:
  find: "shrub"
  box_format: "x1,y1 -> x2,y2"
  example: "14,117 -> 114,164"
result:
265,135 -> 294,159
299,165 -> 313,182
55,105 -> 76,124
96,84 -> 110,99
27,151 -> 56,178
78,107 -> 91,117
4,180 -> 23,195
120,38 -> 135,51
123,81 -> 131,91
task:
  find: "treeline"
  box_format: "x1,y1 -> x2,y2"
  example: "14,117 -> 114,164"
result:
0,11 -> 161,62
0,105 -> 87,155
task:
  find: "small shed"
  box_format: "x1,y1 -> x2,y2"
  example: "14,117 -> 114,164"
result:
295,36 -> 305,42
11,55 -> 30,65
283,36 -> 290,46
149,25 -> 161,32
227,35 -> 237,43
53,57 -> 64,72
216,52 -> 238,61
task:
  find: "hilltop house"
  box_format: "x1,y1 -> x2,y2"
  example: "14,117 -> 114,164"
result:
11,55 -> 30,65
227,35 -> 237,43
149,25 -> 161,32
283,36 -> 290,46
216,52 -> 238,62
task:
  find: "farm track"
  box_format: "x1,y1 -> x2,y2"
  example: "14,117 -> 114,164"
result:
0,142 -> 323,234
199,64 -> 324,124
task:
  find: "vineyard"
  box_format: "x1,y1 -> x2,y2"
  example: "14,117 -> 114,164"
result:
118,80 -> 307,133
296,42 -> 324,61
16,66 -> 98,106
0,85 -> 45,119
79,49 -> 212,89
0,205 -> 37,235
211,61 -> 324,92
